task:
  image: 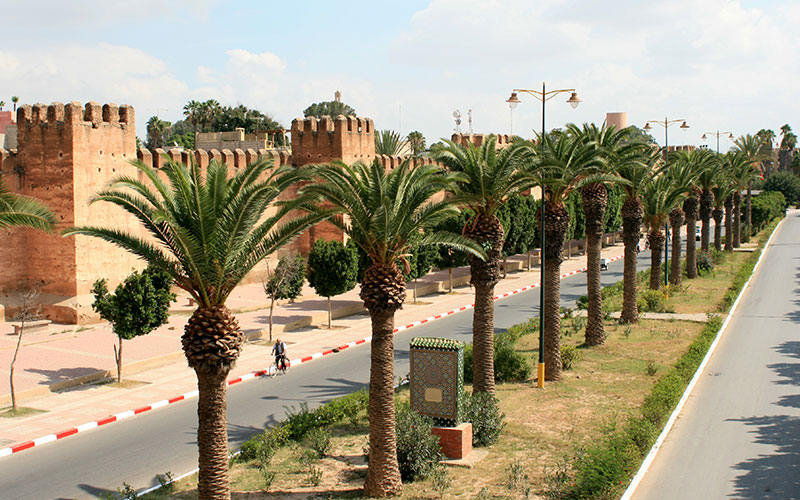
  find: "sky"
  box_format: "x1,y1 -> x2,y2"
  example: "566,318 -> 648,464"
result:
1,0 -> 797,152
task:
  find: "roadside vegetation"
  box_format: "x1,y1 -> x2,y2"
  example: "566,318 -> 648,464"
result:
129,205 -> 782,500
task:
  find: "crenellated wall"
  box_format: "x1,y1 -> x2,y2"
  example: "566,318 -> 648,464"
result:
291,115 -> 375,166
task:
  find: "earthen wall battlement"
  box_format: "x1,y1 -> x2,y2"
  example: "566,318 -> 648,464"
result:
135,147 -> 291,171
451,133 -> 513,148
291,115 -> 375,166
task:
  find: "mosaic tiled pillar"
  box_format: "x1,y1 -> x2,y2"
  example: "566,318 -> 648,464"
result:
409,337 -> 465,427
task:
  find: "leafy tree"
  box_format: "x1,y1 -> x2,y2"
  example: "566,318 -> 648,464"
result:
764,171 -> 800,208
623,124 -> 658,145
306,239 -> 359,329
262,255 -> 305,341
0,101 -> 4,111
405,244 -> 438,303
91,267 -> 175,383
65,157 -> 323,500
375,129 -> 404,156
301,159 -> 483,497
433,211 -> 471,293
11,96 -> 18,112
9,286 -> 40,412
303,100 -> 356,119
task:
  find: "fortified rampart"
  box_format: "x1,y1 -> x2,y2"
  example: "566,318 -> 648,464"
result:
0,106 -> 384,323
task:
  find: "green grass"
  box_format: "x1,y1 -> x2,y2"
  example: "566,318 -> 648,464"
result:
0,407 -> 46,418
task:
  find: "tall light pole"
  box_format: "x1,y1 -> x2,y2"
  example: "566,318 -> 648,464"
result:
507,84 -> 581,388
644,118 -> 689,287
702,130 -> 734,154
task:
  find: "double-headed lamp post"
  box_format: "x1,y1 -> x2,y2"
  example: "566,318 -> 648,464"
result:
507,83 -> 581,388
644,118 -> 689,287
702,131 -> 734,154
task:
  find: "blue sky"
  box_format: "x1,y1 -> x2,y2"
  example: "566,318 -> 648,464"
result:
2,0 -> 798,151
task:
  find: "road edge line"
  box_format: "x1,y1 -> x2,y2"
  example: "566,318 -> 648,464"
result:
619,217 -> 785,500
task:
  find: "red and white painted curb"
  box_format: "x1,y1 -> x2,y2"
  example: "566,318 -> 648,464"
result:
0,253 -> 622,459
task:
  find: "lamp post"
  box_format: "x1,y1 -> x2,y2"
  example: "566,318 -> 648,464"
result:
506,83 -> 581,388
702,130 -> 734,154
644,118 -> 689,287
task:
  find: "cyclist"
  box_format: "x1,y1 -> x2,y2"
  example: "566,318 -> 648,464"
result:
271,338 -> 288,372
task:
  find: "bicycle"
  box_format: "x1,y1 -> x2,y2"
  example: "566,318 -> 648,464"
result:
269,355 -> 290,377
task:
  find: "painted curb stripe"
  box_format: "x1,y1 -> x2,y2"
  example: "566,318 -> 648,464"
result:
0,250 -> 616,459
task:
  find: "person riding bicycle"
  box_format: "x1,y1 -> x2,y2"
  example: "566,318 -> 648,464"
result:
271,338 -> 288,371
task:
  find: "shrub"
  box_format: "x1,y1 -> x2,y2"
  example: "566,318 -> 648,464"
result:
576,294 -> 588,310
305,427 -> 331,457
696,252 -> 714,275
463,334 -> 531,384
751,191 -> 786,231
561,344 -> 582,370
465,391 -> 505,447
764,171 -> 800,207
638,289 -> 667,313
395,404 -> 442,481
569,429 -> 639,499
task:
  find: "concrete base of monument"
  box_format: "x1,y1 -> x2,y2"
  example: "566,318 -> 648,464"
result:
432,422 -> 472,459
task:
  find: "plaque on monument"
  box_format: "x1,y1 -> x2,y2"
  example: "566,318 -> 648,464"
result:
409,336 -> 464,427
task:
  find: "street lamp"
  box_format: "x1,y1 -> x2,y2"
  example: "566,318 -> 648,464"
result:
702,130 -> 734,154
644,118 -> 689,287
506,83 -> 581,388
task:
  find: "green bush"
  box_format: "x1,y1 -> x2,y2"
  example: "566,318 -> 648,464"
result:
561,344 -> 582,370
764,171 -> 800,207
637,289 -> 667,313
696,252 -> 715,275
751,191 -> 786,231
569,430 -> 639,500
305,428 -> 331,457
576,294 -> 588,310
395,404 -> 442,481
465,391 -> 505,447
463,335 -> 531,384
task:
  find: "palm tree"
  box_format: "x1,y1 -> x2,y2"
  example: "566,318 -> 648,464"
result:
522,132 -> 604,380
695,150 -> 723,255
731,153 -> 759,247
0,178 -> 55,231
724,193 -> 734,251
10,96 -> 18,112
710,174 -> 736,252
665,160 -> 698,286
301,160 -> 483,497
407,130 -> 426,163
0,101 -> 5,111
183,100 -> 202,135
732,134 -> 768,239
375,129 -> 404,156
431,135 -> 529,393
675,149 -> 718,262
200,99 -> 221,132
642,174 -> 687,290
567,123 -> 624,346
65,158 -> 322,500
615,142 -> 659,323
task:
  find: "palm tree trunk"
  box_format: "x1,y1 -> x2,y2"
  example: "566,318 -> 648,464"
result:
713,208 -> 723,252
363,308 -> 402,497
668,208 -> 685,287
670,222 -> 682,286
733,192 -> 742,247
621,198 -> 643,324
543,255 -> 563,381
196,371 -> 231,500
584,231 -> 604,346
725,196 -> 734,252
745,182 -> 752,239
648,230 -> 665,291
268,297 -> 275,341
700,189 -> 714,254
472,283 -> 495,393
685,215 -> 698,278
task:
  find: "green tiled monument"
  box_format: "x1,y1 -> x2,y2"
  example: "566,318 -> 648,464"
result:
409,336 -> 465,427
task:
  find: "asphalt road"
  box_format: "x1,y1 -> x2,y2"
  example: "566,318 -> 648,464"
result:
631,214 -> 800,500
0,245 -> 656,500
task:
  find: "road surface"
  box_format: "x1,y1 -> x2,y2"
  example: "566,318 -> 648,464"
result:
632,214 -> 800,499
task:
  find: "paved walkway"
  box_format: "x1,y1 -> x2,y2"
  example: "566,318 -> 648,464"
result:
0,240 -> 629,451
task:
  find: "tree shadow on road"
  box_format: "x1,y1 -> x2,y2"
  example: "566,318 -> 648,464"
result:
729,340 -> 800,499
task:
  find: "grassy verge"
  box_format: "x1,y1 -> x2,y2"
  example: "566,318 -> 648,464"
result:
133,219 -> 782,500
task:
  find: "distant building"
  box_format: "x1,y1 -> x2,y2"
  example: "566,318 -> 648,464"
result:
606,112 -> 627,130
194,127 -> 287,152
0,111 -> 16,149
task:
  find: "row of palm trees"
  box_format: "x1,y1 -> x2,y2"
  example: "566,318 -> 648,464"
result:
182,99 -> 223,134
52,123 -> 769,499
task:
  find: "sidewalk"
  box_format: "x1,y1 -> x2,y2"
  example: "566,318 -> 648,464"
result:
0,240 -> 628,453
